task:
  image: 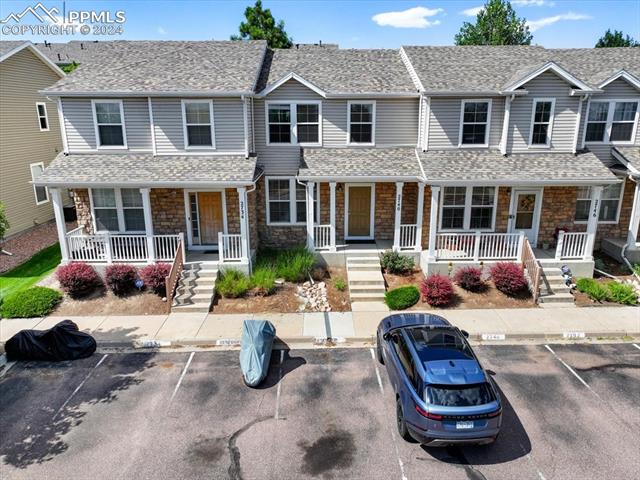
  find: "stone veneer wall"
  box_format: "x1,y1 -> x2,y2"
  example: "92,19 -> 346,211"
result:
373,183 -> 396,241
71,188 -> 93,234
225,188 -> 241,235
256,177 -> 307,247
248,187 -> 259,252
150,188 -> 186,235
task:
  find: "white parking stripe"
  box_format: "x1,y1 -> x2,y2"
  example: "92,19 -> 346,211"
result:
54,354 -> 108,419
169,351 -> 194,403
632,344 -> 640,351
0,354 -> 15,379
275,349 -> 284,420
544,345 -> 598,395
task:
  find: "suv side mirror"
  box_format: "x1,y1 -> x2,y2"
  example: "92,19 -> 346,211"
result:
461,330 -> 470,339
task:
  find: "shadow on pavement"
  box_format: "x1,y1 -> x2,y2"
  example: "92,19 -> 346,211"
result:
257,344 -> 306,389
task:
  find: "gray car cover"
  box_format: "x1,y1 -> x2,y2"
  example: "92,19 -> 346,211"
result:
240,320 -> 276,387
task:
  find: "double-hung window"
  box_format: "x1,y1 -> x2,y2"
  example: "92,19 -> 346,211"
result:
182,100 -> 215,148
459,100 -> 491,146
529,99 -> 555,147
29,162 -> 48,205
575,184 -> 624,223
585,100 -> 639,144
92,100 -> 126,148
91,188 -> 146,232
348,102 -> 375,144
36,102 -> 49,131
440,186 -> 497,231
266,177 -> 319,225
266,102 -> 321,145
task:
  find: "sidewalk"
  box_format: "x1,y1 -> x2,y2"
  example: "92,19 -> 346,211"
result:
1,307 -> 638,348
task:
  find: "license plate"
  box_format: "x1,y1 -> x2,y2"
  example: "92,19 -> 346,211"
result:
456,421 -> 474,430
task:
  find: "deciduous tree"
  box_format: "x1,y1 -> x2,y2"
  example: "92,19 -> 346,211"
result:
455,0 -> 532,46
595,29 -> 639,48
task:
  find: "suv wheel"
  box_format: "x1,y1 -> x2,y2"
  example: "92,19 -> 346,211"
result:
376,333 -> 385,365
396,398 -> 412,442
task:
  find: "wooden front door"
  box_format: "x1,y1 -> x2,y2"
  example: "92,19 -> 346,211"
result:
347,186 -> 372,238
197,192 -> 224,245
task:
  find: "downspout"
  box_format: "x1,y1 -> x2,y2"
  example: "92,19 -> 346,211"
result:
500,94 -> 514,156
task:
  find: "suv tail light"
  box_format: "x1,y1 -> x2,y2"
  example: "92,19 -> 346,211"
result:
487,408 -> 502,418
415,405 -> 442,420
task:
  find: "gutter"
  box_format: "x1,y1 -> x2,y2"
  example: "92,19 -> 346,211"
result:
39,90 -> 256,98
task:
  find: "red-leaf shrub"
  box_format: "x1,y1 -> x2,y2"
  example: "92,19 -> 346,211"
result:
105,264 -> 138,297
420,274 -> 455,307
490,262 -> 528,295
140,263 -> 171,296
453,266 -> 485,292
56,262 -> 103,298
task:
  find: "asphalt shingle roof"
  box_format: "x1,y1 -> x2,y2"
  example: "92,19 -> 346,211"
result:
0,41 -> 27,58
299,147 -> 423,180
36,153 -> 259,186
417,149 -> 618,185
34,40 -> 109,65
613,146 -> 640,171
257,47 -> 418,95
402,45 -> 640,92
43,40 -> 267,95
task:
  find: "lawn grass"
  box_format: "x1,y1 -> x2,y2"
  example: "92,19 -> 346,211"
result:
0,243 -> 62,301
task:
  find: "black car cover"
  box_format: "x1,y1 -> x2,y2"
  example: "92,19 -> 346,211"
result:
5,320 -> 97,362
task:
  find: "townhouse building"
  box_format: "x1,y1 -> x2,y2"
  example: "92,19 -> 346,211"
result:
33,40 -> 640,309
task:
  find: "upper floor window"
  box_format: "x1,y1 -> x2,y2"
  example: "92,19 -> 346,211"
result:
266,102 -> 321,145
459,100 -> 491,147
29,162 -> 48,205
182,100 -> 215,149
440,186 -> 497,231
36,102 -> 49,131
529,99 -> 555,147
92,100 -> 126,148
91,188 -> 145,232
348,102 -> 375,145
585,100 -> 639,144
575,184 -> 624,223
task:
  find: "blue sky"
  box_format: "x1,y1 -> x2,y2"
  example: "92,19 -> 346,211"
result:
1,0 -> 639,48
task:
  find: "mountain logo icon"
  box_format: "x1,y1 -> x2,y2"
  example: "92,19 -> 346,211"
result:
0,3 -> 60,24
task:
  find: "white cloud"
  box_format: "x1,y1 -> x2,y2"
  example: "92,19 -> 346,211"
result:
372,6 -> 444,28
461,6 -> 483,17
527,12 -> 591,32
157,26 -> 167,35
513,0 -> 555,6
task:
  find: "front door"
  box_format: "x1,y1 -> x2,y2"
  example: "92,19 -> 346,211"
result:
196,192 -> 224,245
509,189 -> 542,245
347,185 -> 373,239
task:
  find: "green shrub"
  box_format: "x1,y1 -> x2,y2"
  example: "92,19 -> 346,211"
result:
606,282 -> 637,305
251,267 -> 276,296
255,246 -> 315,283
576,277 -> 608,302
334,278 -> 346,292
385,285 -> 420,310
217,269 -> 251,298
1,286 -> 62,318
380,250 -> 414,275
633,264 -> 640,277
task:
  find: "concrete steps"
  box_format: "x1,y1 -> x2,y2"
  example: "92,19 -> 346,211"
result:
172,263 -> 218,313
346,255 -> 386,307
538,267 -> 575,308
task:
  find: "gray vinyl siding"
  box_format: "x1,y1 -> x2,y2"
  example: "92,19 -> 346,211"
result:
255,78 -> 419,175
427,97 -> 504,149
508,71 -> 579,153
152,97 -> 245,154
62,97 -> 152,152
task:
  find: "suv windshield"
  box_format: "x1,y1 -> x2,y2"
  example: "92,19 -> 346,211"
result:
426,383 -> 494,407
407,328 -> 474,362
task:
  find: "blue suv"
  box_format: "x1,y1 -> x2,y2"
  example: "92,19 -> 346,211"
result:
377,313 -> 501,446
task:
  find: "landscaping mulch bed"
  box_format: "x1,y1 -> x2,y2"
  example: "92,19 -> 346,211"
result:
593,251 -> 634,279
53,289 -> 167,316
324,267 -> 351,312
213,282 -> 302,314
572,277 -> 628,308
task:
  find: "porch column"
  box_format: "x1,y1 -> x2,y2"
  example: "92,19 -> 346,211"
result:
427,186 -> 440,261
50,188 -> 69,263
306,182 -> 315,250
627,179 -> 640,250
140,188 -> 155,263
415,183 -> 425,252
237,187 -> 249,263
393,182 -> 404,252
329,182 -> 337,252
585,185 -> 603,259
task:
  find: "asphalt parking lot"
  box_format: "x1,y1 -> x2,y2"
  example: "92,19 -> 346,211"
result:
1,343 -> 639,480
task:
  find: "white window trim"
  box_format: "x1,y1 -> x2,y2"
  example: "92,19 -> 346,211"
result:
91,99 -> 128,150
438,185 -> 498,232
181,99 -> 216,150
265,100 -> 322,146
575,182 -> 625,225
528,98 -> 556,148
346,100 -> 376,146
265,176 -> 319,226
89,187 -> 145,234
583,98 -> 640,146
29,162 -> 49,205
458,99 -> 492,148
35,102 -> 49,132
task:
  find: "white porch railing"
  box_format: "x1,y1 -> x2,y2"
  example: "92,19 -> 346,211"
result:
65,231 -> 181,263
399,224 -> 418,250
435,232 -> 524,261
556,231 -> 591,260
314,225 -> 332,250
218,233 -> 244,262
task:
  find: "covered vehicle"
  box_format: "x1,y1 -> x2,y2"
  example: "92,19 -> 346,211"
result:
5,320 -> 97,362
240,320 -> 276,387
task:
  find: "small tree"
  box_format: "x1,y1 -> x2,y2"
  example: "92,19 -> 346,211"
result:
231,0 -> 293,49
0,202 -> 10,243
595,29 -> 639,48
455,0 -> 532,46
